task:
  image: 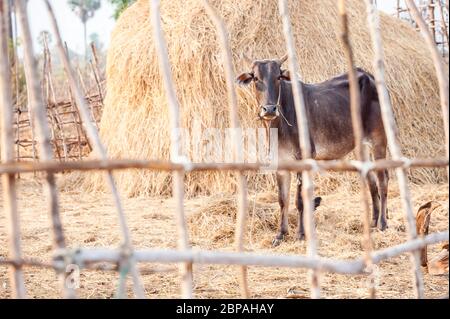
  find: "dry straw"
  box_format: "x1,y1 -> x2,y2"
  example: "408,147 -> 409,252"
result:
82,0 -> 448,197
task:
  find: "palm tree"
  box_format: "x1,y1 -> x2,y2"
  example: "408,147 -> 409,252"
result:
68,0 -> 101,58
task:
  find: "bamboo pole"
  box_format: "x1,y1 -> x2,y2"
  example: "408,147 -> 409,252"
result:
42,40 -> 62,162
76,65 -> 99,131
364,0 -> 425,299
150,0 -> 193,299
90,42 -> 104,102
278,0 -> 321,299
45,230 -> 449,275
0,0 -> 26,298
43,0 -> 145,299
436,0 -> 449,53
338,0 -> 376,299
64,42 -> 92,155
14,0 -> 74,299
44,35 -> 68,160
405,0 -> 449,181
0,230 -> 447,276
0,157 -> 447,176
429,0 -> 437,43
201,0 -> 250,298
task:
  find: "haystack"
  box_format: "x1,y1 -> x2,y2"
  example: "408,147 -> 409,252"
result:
83,0 -> 446,197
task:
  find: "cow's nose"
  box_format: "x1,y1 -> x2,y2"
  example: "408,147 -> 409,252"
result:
262,105 -> 277,114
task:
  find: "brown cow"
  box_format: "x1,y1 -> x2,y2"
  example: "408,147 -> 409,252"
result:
237,56 -> 389,246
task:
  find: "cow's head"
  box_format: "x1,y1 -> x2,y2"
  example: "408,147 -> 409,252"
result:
236,54 -> 290,122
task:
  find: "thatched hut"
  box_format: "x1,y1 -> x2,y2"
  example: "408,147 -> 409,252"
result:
83,0 -> 446,197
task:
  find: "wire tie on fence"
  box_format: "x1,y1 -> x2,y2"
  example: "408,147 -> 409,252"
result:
172,155 -> 193,172
115,244 -> 133,299
52,248 -> 68,274
303,158 -> 320,173
350,160 -> 375,178
400,157 -> 413,169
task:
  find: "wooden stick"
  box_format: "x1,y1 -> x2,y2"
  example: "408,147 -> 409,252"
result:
15,0 -> 74,298
64,43 -> 92,155
278,0 -> 320,299
429,0 -> 437,43
338,0 -> 376,299
76,65 -> 100,131
0,157 -> 447,176
437,0 -> 450,52
406,0 -> 449,181
42,39 -> 62,162
46,231 -> 448,275
43,0 -> 145,299
150,0 -> 193,299
0,0 -> 26,298
1,231 -> 447,276
44,35 -> 68,160
364,0 -> 425,299
10,2 -> 20,173
90,42 -> 104,102
201,0 -> 250,298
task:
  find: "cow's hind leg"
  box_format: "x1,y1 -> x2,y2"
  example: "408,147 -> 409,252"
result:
370,127 -> 389,231
296,173 -> 322,241
368,171 -> 381,228
272,172 -> 291,247
377,169 -> 389,230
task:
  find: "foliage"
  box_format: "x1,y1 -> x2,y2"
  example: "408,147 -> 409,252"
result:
108,0 -> 136,20
68,0 -> 102,23
68,0 -> 102,56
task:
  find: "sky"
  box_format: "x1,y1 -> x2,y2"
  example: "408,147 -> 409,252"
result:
26,0 -> 116,54
23,0 -> 397,55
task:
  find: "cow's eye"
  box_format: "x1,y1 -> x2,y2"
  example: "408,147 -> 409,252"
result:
253,76 -> 259,82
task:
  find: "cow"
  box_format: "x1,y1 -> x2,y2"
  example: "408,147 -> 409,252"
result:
236,55 -> 389,246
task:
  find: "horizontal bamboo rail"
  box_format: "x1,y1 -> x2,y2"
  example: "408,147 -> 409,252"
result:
1,231 -> 446,274
0,158 -> 447,175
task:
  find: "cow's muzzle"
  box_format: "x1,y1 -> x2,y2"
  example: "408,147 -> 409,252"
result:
259,105 -> 280,121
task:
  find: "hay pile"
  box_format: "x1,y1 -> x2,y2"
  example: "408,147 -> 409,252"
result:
83,0 -> 446,197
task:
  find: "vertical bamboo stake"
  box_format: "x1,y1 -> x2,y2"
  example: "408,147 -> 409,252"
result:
201,0 -> 250,298
65,42 -> 92,156
76,65 -> 99,130
14,0 -> 75,299
278,0 -> 320,299
0,0 -> 26,298
150,0 -> 193,299
8,0 -> 20,170
44,35 -> 68,160
43,0 -> 145,299
42,45 -> 62,162
364,0 -> 425,299
436,0 -> 449,53
428,0 -> 437,43
90,42 -> 104,102
405,0 -> 449,181
338,0 -> 376,299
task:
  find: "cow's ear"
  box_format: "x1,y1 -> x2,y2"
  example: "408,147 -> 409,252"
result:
280,69 -> 290,81
236,72 -> 253,86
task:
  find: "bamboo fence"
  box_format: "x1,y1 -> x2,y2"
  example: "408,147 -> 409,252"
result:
0,0 -> 448,299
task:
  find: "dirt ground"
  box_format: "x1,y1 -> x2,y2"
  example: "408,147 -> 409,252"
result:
0,174 -> 448,299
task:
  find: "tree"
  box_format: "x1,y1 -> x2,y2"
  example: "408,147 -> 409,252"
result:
68,0 -> 101,58
108,0 -> 136,20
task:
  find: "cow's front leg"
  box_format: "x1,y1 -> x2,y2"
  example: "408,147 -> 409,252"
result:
296,173 -> 322,241
272,172 -> 291,247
